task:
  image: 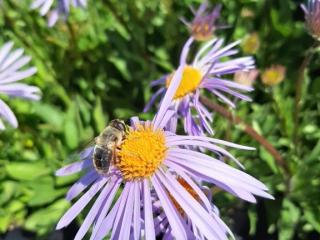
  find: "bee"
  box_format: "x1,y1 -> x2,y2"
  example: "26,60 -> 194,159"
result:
93,119 -> 127,175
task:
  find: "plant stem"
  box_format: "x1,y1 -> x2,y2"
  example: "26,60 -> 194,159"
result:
293,42 -> 318,147
199,96 -> 290,175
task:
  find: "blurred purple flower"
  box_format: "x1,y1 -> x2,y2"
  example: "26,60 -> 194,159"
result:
0,42 -> 40,129
30,0 -> 87,27
301,0 -> 320,40
56,41 -> 271,240
145,37 -> 254,136
181,0 -> 223,41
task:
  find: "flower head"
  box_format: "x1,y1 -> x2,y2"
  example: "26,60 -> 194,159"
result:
0,42 -> 40,129
30,0 -> 87,27
240,8 -> 255,18
181,0 -> 222,41
261,65 -> 286,86
301,0 -> 320,40
241,32 -> 260,54
56,42 -> 272,240
145,37 -> 254,136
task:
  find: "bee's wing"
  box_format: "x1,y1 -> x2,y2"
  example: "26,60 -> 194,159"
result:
64,139 -> 96,164
79,138 -> 96,150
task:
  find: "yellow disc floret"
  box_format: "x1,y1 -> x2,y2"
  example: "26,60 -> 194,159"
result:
116,125 -> 167,181
261,65 -> 286,86
166,66 -> 203,100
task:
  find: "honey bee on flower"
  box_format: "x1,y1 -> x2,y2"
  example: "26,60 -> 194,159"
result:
56,41 -> 272,240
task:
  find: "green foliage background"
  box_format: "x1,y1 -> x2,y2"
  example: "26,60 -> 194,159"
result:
0,0 -> 319,239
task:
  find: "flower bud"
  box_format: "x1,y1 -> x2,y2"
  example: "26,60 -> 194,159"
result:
301,0 -> 320,40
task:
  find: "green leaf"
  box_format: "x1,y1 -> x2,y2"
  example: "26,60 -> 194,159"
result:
0,181 -> 17,205
270,8 -> 292,37
108,56 -> 130,80
114,108 -> 135,119
259,146 -> 279,174
248,208 -> 257,235
304,208 -> 320,232
93,97 -> 107,132
25,177 -> 67,207
33,103 -> 64,131
305,139 -> 320,162
24,199 -> 70,235
55,174 -> 79,187
0,213 -> 11,233
7,200 -> 24,213
279,199 -> 300,240
64,105 -> 79,149
5,162 -> 50,181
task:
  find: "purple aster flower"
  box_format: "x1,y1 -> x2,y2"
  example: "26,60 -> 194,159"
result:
0,42 -> 40,129
30,0 -> 87,27
145,37 -> 254,136
301,0 -> 320,40
56,41 -> 272,240
181,0 -> 223,41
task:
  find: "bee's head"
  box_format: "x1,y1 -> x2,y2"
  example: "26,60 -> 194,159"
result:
110,119 -> 126,132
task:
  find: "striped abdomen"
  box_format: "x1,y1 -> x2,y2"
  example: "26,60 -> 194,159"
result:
93,145 -> 113,174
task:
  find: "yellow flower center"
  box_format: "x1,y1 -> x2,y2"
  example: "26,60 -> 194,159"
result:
169,178 -> 202,216
241,32 -> 260,54
166,66 -> 203,100
261,65 -> 286,86
116,125 -> 167,181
